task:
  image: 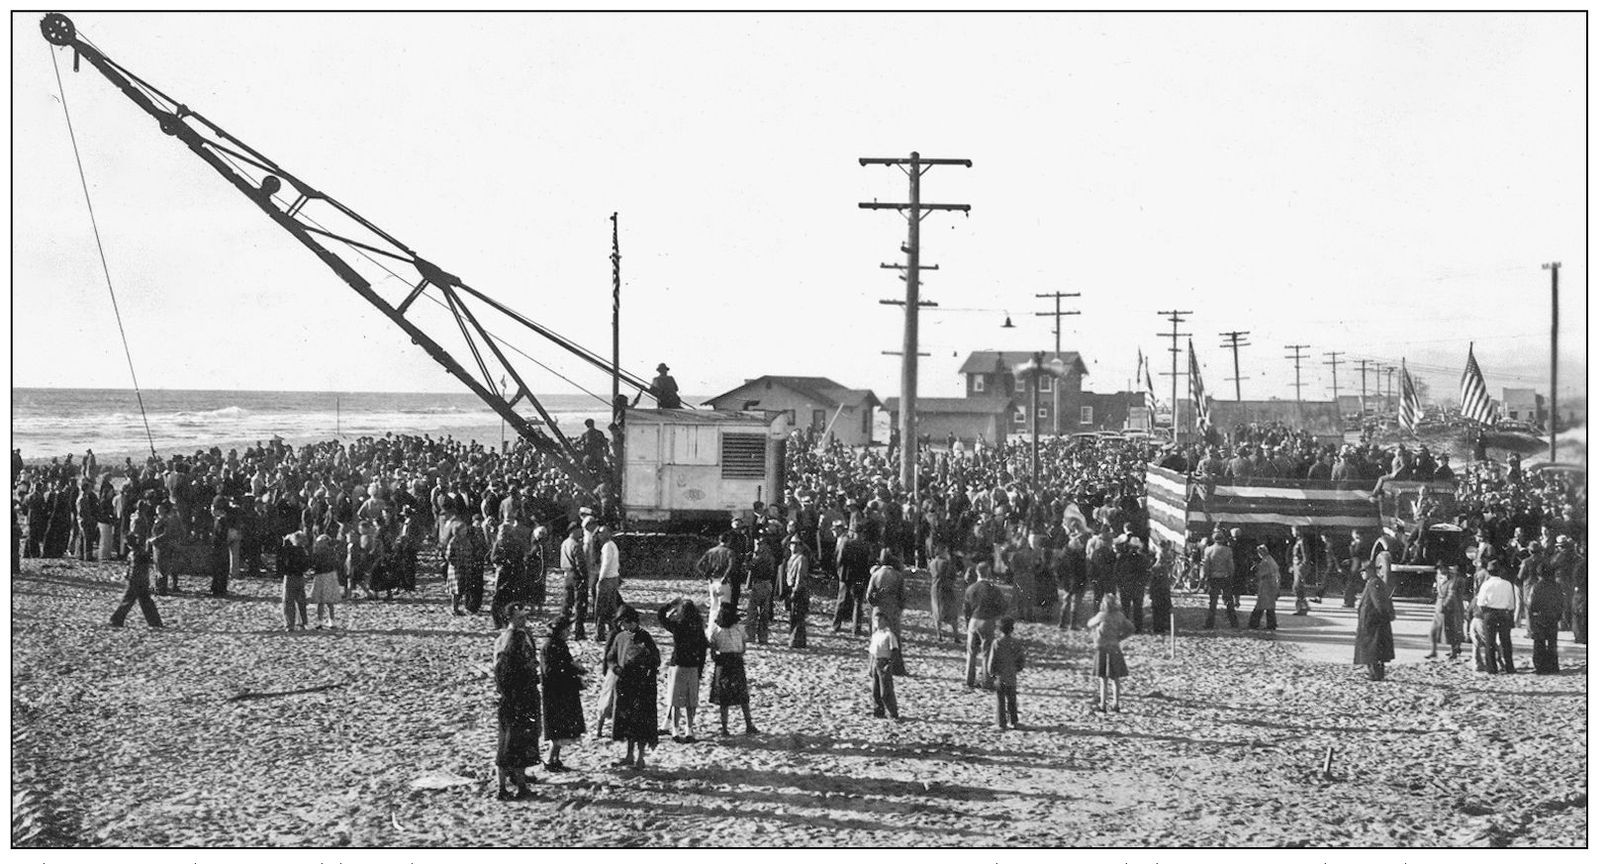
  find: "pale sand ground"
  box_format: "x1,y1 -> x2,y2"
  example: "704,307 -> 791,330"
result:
11,554 -> 1586,847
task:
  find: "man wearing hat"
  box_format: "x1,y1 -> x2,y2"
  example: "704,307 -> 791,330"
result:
645,363 -> 682,409
1432,454 -> 1457,483
1201,530 -> 1239,629
559,522 -> 590,639
784,534 -> 812,648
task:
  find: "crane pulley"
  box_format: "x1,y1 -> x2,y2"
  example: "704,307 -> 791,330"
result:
40,12 -> 657,490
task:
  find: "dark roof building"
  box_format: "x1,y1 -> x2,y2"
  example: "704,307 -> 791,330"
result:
703,375 -> 881,446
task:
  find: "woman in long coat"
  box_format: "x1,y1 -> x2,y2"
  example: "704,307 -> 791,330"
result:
493,601 -> 542,800
606,605 -> 660,768
1353,563 -> 1397,681
539,616 -> 586,772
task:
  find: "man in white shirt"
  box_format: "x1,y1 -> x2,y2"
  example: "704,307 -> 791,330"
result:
868,610 -> 900,720
1475,566 -> 1519,674
593,524 -> 623,643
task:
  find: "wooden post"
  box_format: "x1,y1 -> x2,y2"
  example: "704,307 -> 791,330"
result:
1169,612 -> 1176,659
1322,746 -> 1335,780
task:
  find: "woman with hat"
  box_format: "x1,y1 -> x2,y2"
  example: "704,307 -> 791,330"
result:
606,605 -> 660,768
493,600 -> 542,800
707,604 -> 759,736
538,616 -> 586,772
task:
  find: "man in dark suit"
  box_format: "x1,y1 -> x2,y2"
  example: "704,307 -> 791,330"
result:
834,529 -> 874,635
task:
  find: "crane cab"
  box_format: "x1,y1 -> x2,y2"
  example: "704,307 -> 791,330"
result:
620,408 -> 787,527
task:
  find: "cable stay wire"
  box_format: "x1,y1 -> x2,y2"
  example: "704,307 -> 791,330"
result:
49,43 -> 158,458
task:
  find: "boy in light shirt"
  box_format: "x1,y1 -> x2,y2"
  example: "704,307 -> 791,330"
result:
868,609 -> 900,720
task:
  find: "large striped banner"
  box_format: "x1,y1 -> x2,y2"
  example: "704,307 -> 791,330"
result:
1193,475 -> 1377,534
1145,466 -> 1380,544
1144,465 -> 1192,548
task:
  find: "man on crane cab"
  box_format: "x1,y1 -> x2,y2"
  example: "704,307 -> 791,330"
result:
641,363 -> 682,409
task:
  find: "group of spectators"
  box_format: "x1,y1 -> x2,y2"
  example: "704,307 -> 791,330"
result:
12,433 -> 609,621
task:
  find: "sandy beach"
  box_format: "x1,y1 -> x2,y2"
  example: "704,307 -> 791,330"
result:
11,552 -> 1586,848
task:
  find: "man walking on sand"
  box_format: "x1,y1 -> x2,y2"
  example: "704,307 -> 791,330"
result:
110,526 -> 163,629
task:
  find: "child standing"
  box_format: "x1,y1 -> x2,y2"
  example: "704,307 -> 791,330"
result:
868,609 -> 900,719
1086,594 -> 1135,712
708,605 -> 759,736
988,616 -> 1025,730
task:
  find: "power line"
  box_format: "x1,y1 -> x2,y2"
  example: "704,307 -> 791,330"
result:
859,151 -> 971,494
1219,330 -> 1250,401
1323,351 -> 1343,400
1035,291 -> 1080,435
1284,344 -> 1310,403
1156,310 -> 1192,443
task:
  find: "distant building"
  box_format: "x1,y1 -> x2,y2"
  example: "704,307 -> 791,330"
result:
1501,387 -> 1538,423
958,350 -> 1092,434
1077,391 -> 1147,432
884,396 -> 1014,448
703,376 -> 880,447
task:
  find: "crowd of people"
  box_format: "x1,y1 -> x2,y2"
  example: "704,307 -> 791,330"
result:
9,413 -> 1587,796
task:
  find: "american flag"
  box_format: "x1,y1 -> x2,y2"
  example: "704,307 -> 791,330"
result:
1460,344 -> 1499,427
1188,339 -> 1211,433
1398,359 -> 1421,433
1144,356 -> 1159,422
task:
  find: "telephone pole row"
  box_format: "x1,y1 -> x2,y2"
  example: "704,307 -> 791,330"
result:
1036,291 -> 1080,435
1285,344 -> 1310,403
1156,310 -> 1193,443
1219,330 -> 1250,401
1323,351 -> 1344,400
859,152 -> 971,494
1355,358 -> 1370,420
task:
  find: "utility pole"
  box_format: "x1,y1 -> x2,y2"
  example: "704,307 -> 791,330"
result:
1035,291 -> 1081,435
1383,365 -> 1397,418
1323,351 -> 1343,400
1285,344 -> 1310,403
1156,310 -> 1193,443
609,212 -> 624,513
860,152 -> 971,495
1354,359 -> 1370,421
1219,330 -> 1250,401
1543,261 -> 1560,461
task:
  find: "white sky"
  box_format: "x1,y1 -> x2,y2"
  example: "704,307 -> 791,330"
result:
10,11 -> 1586,407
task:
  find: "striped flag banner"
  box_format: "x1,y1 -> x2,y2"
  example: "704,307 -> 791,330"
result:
1460,344 -> 1498,426
1144,464 -> 1191,548
1188,339 -> 1211,433
1398,360 -> 1421,433
1188,476 -> 1378,535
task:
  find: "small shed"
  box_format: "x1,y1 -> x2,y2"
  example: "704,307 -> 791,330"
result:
621,408 -> 787,523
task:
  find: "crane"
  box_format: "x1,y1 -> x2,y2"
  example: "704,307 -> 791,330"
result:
38,12 -> 657,490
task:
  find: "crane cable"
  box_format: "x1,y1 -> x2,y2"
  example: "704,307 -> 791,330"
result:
49,44 -> 158,458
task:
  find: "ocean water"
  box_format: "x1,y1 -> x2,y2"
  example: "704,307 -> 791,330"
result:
10,388 -> 634,463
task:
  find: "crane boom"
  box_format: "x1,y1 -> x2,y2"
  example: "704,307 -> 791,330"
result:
39,12 -> 652,490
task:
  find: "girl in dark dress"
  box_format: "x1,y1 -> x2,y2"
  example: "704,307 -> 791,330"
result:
607,605 -> 661,768
493,601 -> 542,800
539,616 -> 587,772
708,605 -> 759,736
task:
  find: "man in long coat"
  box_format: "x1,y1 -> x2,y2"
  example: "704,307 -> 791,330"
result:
1354,537 -> 1398,681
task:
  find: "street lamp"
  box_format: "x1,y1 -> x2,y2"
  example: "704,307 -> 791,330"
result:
1014,351 -> 1066,483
